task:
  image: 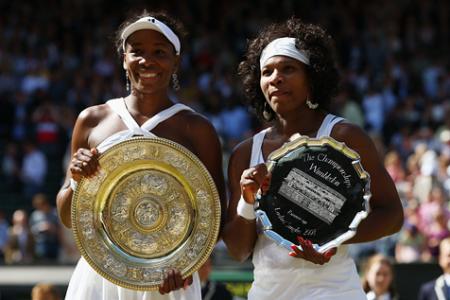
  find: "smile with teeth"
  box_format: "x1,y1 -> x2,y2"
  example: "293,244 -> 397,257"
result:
140,73 -> 158,78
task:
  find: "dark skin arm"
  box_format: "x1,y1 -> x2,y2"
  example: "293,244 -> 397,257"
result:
287,122 -> 403,261
159,113 -> 227,294
184,113 -> 227,236
56,106 -> 101,228
331,122 -> 404,242
222,139 -> 259,262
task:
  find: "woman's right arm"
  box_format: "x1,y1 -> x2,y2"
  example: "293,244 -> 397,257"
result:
222,140 -> 267,262
56,108 -> 99,228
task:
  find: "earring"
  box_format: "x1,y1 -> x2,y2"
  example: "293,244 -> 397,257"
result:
125,70 -> 130,92
306,97 -> 319,110
263,102 -> 273,121
172,73 -> 180,91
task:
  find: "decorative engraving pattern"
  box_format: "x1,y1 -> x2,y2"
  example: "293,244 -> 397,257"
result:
72,137 -> 220,291
257,135 -> 371,253
103,169 -> 191,258
135,200 -> 160,227
279,168 -> 346,224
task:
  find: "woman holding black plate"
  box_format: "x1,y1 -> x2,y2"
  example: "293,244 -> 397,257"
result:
222,17 -> 403,300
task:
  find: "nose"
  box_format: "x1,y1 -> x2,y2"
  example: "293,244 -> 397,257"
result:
269,69 -> 284,85
139,54 -> 154,67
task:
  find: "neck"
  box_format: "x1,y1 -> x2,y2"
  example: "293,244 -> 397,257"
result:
273,109 -> 326,138
126,90 -> 173,117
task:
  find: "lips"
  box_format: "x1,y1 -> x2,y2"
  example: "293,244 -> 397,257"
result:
269,90 -> 290,98
139,72 -> 158,79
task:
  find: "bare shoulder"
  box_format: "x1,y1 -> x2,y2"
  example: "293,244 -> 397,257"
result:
331,121 -> 373,153
331,120 -> 383,168
176,110 -> 216,136
228,137 -> 253,174
231,138 -> 253,160
72,103 -> 115,149
77,103 -> 112,127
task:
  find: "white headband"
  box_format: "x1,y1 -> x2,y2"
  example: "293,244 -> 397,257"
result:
121,16 -> 181,55
259,37 -> 310,69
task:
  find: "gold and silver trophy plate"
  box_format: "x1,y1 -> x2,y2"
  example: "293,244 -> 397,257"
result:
256,135 -> 371,253
71,137 -> 221,290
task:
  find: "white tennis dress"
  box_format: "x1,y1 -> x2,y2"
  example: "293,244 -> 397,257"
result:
65,98 -> 201,300
247,114 -> 366,300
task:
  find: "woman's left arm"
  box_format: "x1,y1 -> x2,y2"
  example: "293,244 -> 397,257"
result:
158,113 -> 226,295
332,122 -> 404,243
187,114 -> 227,235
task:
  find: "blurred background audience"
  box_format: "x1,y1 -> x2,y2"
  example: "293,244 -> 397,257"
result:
0,0 -> 449,298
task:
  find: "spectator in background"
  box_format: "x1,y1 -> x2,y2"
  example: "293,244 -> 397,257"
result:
0,210 -> 9,260
395,223 -> 427,263
418,237 -> 450,300
29,193 -> 59,261
31,283 -> 61,300
199,257 -> 233,300
384,150 -> 406,184
417,186 -> 450,234
1,142 -> 22,192
11,91 -> 32,142
362,85 -> 385,135
333,86 -> 365,128
21,140 -> 47,201
422,210 -> 450,260
58,225 -> 79,264
4,209 -> 34,264
31,98 -> 62,158
361,254 -> 399,300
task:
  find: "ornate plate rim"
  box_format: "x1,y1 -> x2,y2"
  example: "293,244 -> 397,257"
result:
257,135 -> 371,253
71,136 -> 221,290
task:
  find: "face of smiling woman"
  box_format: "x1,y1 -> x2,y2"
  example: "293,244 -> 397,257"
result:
123,29 -> 179,95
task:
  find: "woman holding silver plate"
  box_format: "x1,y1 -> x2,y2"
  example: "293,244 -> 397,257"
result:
222,18 -> 404,299
56,10 -> 226,300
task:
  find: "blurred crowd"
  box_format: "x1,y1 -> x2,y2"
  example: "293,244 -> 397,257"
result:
0,0 -> 449,272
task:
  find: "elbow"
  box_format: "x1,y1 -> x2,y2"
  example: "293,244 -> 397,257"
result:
222,235 -> 251,263
61,217 -> 72,229
392,208 -> 404,234
386,204 -> 404,236
226,246 -> 251,263
56,197 -> 72,229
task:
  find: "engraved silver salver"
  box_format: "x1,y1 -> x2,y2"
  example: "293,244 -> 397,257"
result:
71,137 -> 221,290
256,135 -> 371,253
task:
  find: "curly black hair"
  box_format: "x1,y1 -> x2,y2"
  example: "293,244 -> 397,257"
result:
238,17 -> 339,121
114,9 -> 187,57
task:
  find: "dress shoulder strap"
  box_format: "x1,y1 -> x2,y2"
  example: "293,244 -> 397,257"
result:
140,103 -> 194,132
315,114 -> 344,138
106,98 -> 153,137
250,128 -> 269,167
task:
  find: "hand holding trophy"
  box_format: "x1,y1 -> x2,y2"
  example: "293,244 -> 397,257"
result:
256,134 -> 371,257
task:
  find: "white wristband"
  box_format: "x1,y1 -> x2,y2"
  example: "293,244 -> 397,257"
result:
237,196 -> 256,220
69,178 -> 78,191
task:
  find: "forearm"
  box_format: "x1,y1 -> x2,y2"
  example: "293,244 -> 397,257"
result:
222,217 -> 257,262
346,206 -> 403,244
56,185 -> 73,229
